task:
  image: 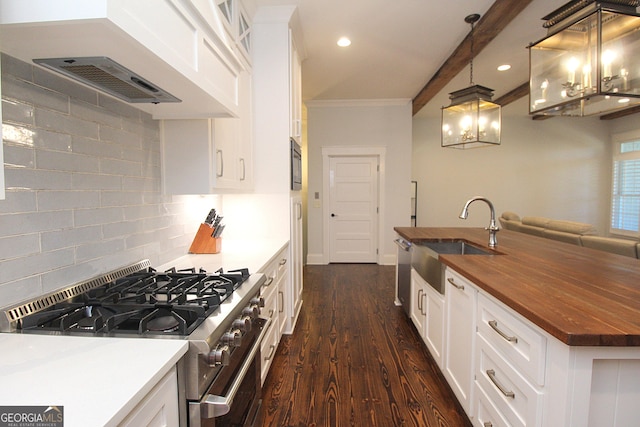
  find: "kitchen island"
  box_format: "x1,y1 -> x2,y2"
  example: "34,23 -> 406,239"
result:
395,227 -> 640,427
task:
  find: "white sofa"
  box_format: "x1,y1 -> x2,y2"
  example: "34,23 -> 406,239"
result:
499,212 -> 639,259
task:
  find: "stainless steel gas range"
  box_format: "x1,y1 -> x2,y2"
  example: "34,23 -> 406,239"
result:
0,259 -> 268,427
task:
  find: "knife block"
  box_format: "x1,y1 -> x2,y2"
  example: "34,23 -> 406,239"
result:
189,223 -> 222,254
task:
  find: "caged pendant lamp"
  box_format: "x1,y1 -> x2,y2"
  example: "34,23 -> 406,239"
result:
441,13 -> 501,149
529,0 -> 640,117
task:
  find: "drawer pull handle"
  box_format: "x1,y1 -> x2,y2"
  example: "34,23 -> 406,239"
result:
488,320 -> 518,343
486,369 -> 515,398
264,344 -> 276,361
447,277 -> 464,291
417,289 -> 424,312
484,423 -> 493,427
279,258 -> 287,266
263,277 -> 274,287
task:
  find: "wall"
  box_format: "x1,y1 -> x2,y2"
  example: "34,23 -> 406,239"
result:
412,97 -> 613,234
306,100 -> 412,265
0,53 -> 216,307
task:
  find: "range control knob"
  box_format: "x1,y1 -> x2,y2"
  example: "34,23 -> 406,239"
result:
206,345 -> 230,367
250,297 -> 265,308
242,305 -> 259,319
232,316 -> 252,333
221,329 -> 242,347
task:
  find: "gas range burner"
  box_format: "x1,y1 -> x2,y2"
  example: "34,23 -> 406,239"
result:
16,265 -> 252,337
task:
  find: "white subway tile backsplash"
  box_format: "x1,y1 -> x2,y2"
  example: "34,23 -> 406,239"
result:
74,207 -> 124,227
0,54 -> 209,308
3,74 -> 69,114
35,149 -> 100,173
35,107 -> 99,139
5,168 -> 72,191
3,143 -> 35,168
37,190 -> 101,211
41,225 -> 103,252
71,172 -> 122,191
2,99 -> 34,125
102,221 -> 139,239
0,248 -> 74,284
0,234 -> 40,260
0,192 -> 37,214
76,238 -> 126,263
100,191 -> 144,207
72,135 -> 122,159
0,211 -> 73,238
0,276 -> 42,307
100,157 -> 142,177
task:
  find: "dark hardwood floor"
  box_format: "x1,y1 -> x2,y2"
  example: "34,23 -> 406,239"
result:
259,264 -> 472,427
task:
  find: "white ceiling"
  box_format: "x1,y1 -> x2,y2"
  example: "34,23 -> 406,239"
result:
249,0 -> 569,118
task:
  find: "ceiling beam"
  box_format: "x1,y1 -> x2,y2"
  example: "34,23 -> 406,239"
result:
600,105 -> 640,120
494,82 -> 528,106
412,0 -> 533,116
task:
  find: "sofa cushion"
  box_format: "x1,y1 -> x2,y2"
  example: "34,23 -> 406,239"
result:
543,229 -> 583,245
581,235 -> 638,258
501,211 -> 521,221
522,216 -> 551,228
546,219 -> 597,236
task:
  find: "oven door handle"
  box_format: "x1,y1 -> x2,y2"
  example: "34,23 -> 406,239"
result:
200,316 -> 271,419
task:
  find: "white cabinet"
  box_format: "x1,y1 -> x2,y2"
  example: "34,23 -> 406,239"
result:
258,244 -> 289,384
410,269 -> 444,368
285,196 -> 303,334
119,367 -> 180,427
276,249 -> 289,337
289,31 -> 302,141
444,267 -> 478,417
474,293 -> 547,427
0,0 -> 246,118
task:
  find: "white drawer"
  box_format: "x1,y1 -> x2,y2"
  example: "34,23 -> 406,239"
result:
476,335 -> 543,427
260,313 -> 279,386
474,381 -> 510,427
477,293 -> 546,386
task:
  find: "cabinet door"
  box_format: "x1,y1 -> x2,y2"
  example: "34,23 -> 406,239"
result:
444,268 -> 478,417
212,117 -> 239,187
162,119 -> 213,194
410,269 -> 427,337
289,29 -> 302,140
424,283 -> 444,368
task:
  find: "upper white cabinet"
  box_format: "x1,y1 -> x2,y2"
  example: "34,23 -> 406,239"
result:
289,32 -> 302,141
0,0 -> 247,119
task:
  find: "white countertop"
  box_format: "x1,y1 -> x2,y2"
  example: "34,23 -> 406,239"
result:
0,334 -> 188,427
0,238 -> 288,426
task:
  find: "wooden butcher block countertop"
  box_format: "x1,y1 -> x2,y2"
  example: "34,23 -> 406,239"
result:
394,227 -> 640,346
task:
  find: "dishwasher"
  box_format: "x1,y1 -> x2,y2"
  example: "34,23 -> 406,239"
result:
394,237 -> 412,316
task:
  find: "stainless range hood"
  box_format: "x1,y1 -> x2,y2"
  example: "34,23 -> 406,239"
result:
34,56 -> 181,104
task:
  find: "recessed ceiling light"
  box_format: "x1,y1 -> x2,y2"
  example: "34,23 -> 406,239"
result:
337,37 -> 351,47
497,64 -> 511,71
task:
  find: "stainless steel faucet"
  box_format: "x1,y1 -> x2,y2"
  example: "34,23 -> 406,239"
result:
459,197 -> 499,248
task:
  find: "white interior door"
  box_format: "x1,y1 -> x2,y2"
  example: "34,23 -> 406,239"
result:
328,156 -> 379,263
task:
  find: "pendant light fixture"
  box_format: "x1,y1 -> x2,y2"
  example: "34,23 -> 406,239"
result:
441,14 -> 501,149
529,0 -> 640,117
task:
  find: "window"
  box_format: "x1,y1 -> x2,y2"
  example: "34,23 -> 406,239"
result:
611,133 -> 640,236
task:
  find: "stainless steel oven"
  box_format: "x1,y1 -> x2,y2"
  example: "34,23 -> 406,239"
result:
194,316 -> 268,426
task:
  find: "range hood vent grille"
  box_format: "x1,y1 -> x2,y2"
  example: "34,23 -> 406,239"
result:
34,57 -> 181,104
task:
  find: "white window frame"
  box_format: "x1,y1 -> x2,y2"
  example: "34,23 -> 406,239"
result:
610,129 -> 640,238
